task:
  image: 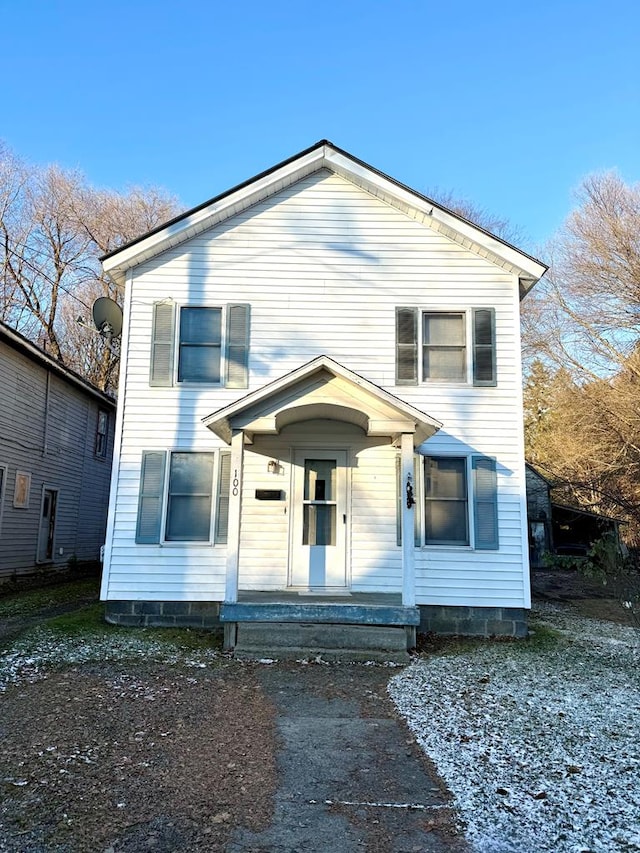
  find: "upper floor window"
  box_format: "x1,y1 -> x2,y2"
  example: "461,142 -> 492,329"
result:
95,410 -> 109,458
423,313 -> 466,382
178,308 -> 222,383
150,302 -> 250,389
396,307 -> 496,386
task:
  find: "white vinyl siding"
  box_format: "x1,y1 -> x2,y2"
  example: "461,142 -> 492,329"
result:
103,169 -> 529,608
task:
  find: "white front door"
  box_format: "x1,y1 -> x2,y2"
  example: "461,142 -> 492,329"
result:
290,450 -> 347,589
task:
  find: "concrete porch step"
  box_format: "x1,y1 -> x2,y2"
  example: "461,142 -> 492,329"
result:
233,622 -> 412,663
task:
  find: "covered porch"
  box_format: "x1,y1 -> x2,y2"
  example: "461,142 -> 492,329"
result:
203,356 -> 441,656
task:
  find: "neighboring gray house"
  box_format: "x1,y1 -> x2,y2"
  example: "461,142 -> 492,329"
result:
525,463 -> 621,567
0,321 -> 116,581
525,464 -> 554,568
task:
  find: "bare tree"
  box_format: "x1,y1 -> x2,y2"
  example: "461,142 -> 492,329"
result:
522,171 -> 640,541
0,142 -> 179,392
427,187 -> 526,246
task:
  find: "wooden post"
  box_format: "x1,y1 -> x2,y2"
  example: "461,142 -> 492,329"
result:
401,432 -> 416,607
225,430 -> 244,603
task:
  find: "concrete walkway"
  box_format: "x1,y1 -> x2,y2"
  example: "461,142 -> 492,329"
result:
228,663 -> 468,853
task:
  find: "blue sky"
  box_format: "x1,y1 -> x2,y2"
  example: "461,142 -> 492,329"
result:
2,0 -> 638,252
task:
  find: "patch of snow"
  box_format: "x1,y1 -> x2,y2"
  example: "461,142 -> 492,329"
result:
389,604 -> 640,853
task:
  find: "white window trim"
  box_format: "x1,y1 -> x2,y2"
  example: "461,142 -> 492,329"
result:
420,308 -> 473,385
159,449 -> 222,546
175,303 -> 226,387
418,454 -> 477,550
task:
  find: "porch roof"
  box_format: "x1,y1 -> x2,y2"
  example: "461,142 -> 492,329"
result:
202,355 -> 442,447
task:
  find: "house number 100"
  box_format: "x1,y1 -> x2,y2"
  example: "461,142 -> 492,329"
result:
232,471 -> 239,496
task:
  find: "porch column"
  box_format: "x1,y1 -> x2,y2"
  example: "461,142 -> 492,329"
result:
224,429 -> 244,602
400,431 -> 416,607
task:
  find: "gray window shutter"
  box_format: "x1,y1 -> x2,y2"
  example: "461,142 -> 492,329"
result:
396,308 -> 418,385
473,456 -> 498,550
136,451 -> 167,544
215,451 -> 231,544
150,302 -> 175,386
472,308 -> 496,386
225,304 -> 250,388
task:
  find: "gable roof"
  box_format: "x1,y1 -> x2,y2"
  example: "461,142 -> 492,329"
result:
202,355 -> 442,447
102,140 -> 547,293
0,320 -> 116,409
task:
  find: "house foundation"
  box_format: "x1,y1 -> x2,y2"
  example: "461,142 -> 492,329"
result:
105,599 -> 529,641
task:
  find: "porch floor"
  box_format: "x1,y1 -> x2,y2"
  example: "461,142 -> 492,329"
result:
236,590 -> 403,606
221,591 -> 418,628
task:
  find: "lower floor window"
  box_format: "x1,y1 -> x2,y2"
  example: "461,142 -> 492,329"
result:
424,456 -> 469,545
136,449 -> 230,545
166,453 -> 215,541
397,453 -> 498,550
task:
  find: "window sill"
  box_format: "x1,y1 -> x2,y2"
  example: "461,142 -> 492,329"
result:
158,541 -> 221,548
175,381 -> 224,388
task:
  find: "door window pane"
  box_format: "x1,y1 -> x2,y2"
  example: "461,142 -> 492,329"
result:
304,459 -> 336,502
303,504 -> 336,546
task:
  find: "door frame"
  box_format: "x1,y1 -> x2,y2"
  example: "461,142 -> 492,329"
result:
288,447 -> 350,590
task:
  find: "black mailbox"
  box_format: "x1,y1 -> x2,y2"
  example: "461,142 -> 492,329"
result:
255,489 -> 284,501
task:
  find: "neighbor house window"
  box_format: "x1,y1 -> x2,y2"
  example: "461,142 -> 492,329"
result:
14,471 -> 31,509
178,307 -> 222,384
396,307 -> 496,386
424,456 -> 469,545
165,452 -> 215,541
95,410 -> 109,458
0,465 -> 6,536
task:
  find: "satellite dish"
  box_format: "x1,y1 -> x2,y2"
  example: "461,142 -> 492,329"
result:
92,297 -> 123,340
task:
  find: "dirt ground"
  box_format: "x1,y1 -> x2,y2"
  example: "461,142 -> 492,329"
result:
0,658 -> 465,853
0,569 -> 632,852
530,567 -> 637,625
0,661 -> 277,853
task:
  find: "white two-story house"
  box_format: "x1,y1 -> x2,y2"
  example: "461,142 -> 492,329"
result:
100,141 -> 547,656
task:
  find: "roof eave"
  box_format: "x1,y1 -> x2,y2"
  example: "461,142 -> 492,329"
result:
0,322 -> 116,408
102,140 -> 548,287
202,355 -> 442,446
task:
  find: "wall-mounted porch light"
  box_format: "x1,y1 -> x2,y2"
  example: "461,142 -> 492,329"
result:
268,459 -> 279,474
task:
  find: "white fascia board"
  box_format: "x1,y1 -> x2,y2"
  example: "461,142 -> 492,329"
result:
323,148 -> 547,282
103,147 -> 327,286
